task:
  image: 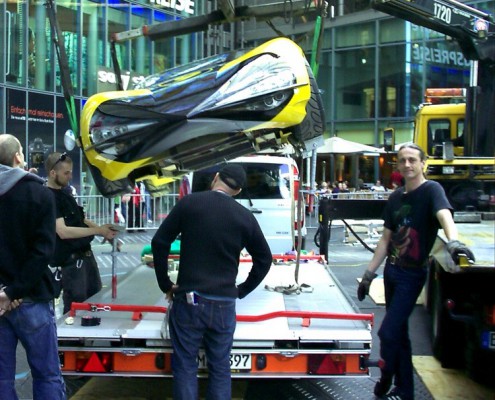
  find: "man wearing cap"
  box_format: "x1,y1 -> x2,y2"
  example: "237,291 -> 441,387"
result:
152,163 -> 272,400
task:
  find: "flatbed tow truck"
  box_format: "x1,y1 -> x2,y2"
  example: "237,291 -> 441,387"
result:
44,0 -> 375,382
56,242 -> 375,379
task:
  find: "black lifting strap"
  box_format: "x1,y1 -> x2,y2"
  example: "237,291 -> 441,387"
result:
341,219 -> 376,254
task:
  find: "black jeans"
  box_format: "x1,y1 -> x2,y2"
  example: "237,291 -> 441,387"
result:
378,262 -> 427,399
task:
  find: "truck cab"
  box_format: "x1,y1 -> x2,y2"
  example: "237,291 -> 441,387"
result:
414,89 -> 466,158
191,155 -> 305,254
412,88 -> 495,210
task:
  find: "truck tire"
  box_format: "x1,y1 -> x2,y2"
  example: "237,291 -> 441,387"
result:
289,64 -> 326,146
465,326 -> 495,386
448,181 -> 481,211
431,266 -> 464,368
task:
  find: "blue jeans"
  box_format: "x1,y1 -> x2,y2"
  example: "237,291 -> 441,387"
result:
378,262 -> 427,400
0,301 -> 66,400
169,295 -> 236,400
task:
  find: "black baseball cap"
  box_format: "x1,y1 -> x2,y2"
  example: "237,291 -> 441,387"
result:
219,164 -> 246,190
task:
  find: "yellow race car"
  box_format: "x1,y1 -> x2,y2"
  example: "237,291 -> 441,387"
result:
80,37 -> 325,197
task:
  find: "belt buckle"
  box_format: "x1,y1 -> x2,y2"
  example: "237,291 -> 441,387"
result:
389,255 -> 398,265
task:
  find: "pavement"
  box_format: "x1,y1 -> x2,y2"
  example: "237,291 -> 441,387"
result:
12,226 -> 495,399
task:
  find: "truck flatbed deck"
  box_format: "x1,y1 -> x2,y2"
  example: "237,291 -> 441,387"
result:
57,259 -> 373,378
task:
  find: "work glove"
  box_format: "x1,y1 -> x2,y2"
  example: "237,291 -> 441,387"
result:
446,240 -> 475,265
357,270 -> 378,301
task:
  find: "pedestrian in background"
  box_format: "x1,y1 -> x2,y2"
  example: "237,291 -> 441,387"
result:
0,134 -> 66,399
357,143 -> 474,400
152,163 -> 272,400
390,168 -> 404,190
127,183 -> 144,231
45,152 -> 117,314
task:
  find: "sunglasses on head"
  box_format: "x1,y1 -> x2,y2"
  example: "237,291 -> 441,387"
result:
52,152 -> 68,170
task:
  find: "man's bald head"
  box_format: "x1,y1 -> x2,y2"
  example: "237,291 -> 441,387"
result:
0,134 -> 22,167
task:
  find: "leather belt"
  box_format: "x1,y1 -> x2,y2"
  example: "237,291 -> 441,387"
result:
70,250 -> 93,260
388,255 -> 422,268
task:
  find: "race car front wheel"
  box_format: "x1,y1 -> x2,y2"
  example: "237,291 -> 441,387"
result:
290,64 -> 326,147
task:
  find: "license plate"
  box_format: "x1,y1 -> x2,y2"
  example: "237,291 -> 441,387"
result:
488,331 -> 495,349
197,352 -> 252,371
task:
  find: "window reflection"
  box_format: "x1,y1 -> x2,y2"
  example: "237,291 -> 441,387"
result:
6,3 -> 28,86
334,48 -> 376,119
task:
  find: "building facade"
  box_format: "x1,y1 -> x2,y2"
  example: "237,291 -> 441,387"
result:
0,0 -> 493,192
0,0 -> 215,193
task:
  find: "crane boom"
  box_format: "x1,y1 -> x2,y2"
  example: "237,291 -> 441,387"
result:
113,1 -> 323,42
372,0 -> 495,62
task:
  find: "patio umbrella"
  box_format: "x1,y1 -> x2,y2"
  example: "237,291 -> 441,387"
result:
316,137 -> 382,154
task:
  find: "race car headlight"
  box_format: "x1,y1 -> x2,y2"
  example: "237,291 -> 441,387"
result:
90,118 -> 159,156
189,54 -> 300,116
90,125 -> 129,144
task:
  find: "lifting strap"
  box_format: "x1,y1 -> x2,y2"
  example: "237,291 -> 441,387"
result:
45,0 -> 79,138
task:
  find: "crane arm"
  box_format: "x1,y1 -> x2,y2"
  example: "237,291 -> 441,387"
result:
372,0 -> 494,62
113,1 -> 323,42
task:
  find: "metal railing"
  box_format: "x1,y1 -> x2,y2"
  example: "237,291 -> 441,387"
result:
75,190 -> 390,233
302,190 -> 391,228
74,194 -> 180,231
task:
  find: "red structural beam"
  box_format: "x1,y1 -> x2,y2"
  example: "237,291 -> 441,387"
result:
69,302 -> 374,326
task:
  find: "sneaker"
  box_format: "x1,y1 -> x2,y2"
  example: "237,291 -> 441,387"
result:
374,375 -> 392,397
382,387 -> 412,400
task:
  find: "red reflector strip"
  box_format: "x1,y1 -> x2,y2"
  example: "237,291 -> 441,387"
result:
77,353 -> 113,373
308,354 -> 346,375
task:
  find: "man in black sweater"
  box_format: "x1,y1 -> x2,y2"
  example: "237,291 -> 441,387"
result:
152,163 -> 272,400
0,134 -> 66,399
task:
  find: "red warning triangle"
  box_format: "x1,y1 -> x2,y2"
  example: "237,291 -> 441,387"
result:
83,353 -> 106,372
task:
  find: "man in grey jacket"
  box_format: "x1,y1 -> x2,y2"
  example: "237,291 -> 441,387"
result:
0,134 -> 66,399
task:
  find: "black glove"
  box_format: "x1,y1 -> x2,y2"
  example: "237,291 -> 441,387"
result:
446,240 -> 475,265
357,270 -> 378,301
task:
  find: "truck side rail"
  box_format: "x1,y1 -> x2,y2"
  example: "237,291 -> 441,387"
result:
69,302 -> 374,326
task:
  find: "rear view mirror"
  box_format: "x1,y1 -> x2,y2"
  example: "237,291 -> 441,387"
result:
64,129 -> 76,151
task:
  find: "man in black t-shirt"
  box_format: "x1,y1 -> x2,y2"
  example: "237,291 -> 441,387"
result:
45,152 -> 117,314
357,144 -> 474,400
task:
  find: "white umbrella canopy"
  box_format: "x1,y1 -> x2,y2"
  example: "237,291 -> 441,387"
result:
317,137 -> 382,154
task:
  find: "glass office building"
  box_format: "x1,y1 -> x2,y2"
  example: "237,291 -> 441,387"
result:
1,0 -> 493,191
0,0 -> 214,193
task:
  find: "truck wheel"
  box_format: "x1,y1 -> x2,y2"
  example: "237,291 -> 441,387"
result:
431,267 -> 464,368
289,64 -> 326,146
448,181 -> 480,211
465,326 -> 495,386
